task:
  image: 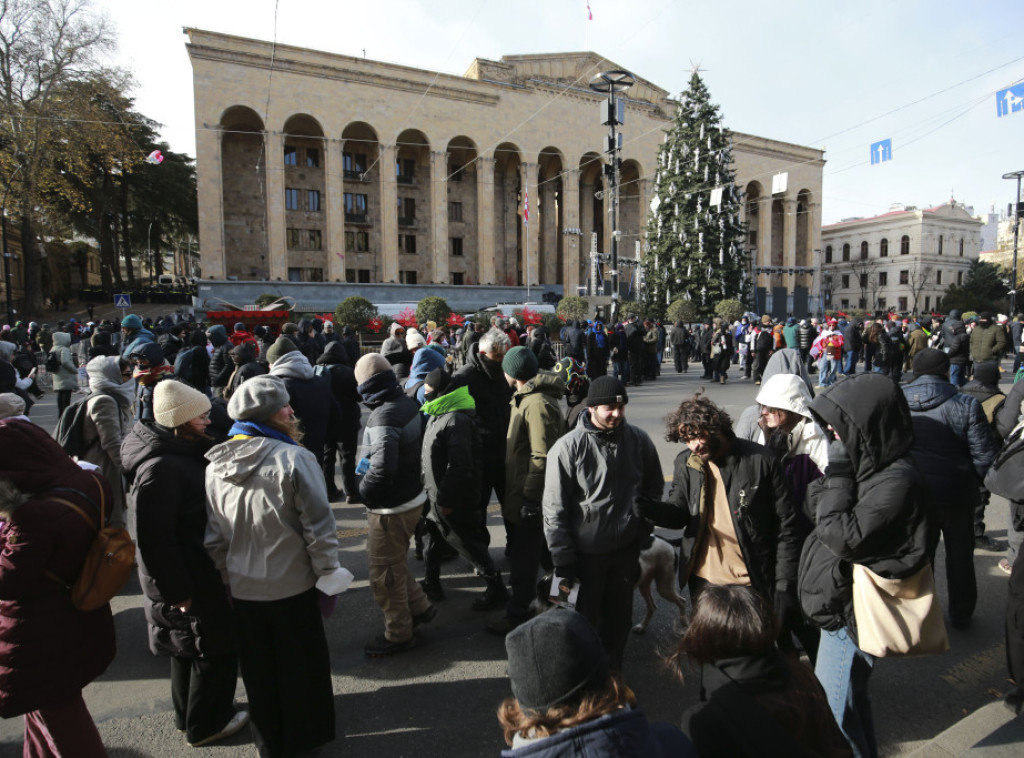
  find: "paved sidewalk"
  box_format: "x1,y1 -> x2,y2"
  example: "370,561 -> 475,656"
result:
908,702 -> 1024,757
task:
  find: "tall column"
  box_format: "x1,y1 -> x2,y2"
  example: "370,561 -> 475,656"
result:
756,196 -> 772,292
783,197 -> 798,292
378,144 -> 398,283
807,201 -> 822,290
195,126 -> 226,279
430,150 -> 450,285
522,161 -> 540,287
326,137 -> 345,282
562,168 -> 580,293
476,157 -> 495,285
541,177 -> 558,284
265,132 -> 287,281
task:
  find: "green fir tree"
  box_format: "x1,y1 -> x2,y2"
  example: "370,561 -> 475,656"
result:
642,72 -> 747,317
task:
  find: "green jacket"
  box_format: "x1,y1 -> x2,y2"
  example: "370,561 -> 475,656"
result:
503,371 -> 566,523
970,323 -> 1007,364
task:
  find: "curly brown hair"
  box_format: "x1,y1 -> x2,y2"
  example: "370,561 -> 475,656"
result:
664,391 -> 734,443
496,674 -> 635,746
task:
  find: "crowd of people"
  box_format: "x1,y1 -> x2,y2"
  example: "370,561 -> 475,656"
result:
1,304 -> 1024,757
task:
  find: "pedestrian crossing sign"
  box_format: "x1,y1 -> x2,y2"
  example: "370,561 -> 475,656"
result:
114,293 -> 131,308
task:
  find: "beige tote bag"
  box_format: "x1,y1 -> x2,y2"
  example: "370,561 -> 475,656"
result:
852,562 -> 949,658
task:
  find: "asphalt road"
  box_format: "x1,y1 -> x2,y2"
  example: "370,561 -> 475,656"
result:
0,360 -> 1016,757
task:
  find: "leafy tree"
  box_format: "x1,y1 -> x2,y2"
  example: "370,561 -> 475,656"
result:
0,0 -> 120,312
556,295 -> 589,321
334,295 -> 377,332
642,72 -> 747,318
416,296 -> 451,326
666,298 -> 699,324
941,260 -> 1008,314
714,298 -> 745,323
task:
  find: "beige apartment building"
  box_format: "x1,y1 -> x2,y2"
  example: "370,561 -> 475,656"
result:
821,201 -> 983,315
186,29 -> 824,308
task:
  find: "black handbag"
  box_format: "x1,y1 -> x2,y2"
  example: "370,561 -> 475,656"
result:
984,424 -> 1024,501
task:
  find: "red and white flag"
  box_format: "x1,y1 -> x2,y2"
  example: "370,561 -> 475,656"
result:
587,1 -> 593,20
524,186 -> 529,225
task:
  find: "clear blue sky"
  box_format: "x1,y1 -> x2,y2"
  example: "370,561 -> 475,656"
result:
101,0 -> 1024,227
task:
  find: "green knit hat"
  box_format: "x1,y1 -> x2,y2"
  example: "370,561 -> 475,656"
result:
265,336 -> 299,366
502,346 -> 539,381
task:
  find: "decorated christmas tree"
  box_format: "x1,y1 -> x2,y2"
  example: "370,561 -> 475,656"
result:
642,71 -> 747,317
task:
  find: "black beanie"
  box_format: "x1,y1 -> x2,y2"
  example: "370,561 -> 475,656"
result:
424,367 -> 451,395
912,348 -> 950,378
505,610 -> 609,712
972,361 -> 1000,388
586,376 -> 628,407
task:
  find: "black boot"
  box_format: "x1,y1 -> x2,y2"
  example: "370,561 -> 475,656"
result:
472,573 -> 509,611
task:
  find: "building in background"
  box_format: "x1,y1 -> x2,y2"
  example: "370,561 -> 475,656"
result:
186,30 -> 824,310
821,200 -> 982,315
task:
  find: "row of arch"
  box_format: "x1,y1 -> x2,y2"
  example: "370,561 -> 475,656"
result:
217,106 -> 647,288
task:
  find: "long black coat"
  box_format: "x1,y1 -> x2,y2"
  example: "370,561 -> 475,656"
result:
121,421 -> 234,658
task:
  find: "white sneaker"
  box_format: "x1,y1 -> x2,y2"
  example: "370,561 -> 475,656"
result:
188,710 -> 250,747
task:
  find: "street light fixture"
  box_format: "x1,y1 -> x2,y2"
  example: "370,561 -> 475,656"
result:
1003,170 -> 1024,316
589,69 -> 635,324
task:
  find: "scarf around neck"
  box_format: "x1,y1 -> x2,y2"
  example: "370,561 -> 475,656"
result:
227,420 -> 298,445
420,384 -> 475,416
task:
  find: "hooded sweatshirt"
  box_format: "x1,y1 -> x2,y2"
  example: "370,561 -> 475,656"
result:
734,349 -> 814,441
204,435 -> 339,601
49,332 -> 79,391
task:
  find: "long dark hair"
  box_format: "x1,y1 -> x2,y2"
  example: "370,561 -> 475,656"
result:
666,584 -> 777,679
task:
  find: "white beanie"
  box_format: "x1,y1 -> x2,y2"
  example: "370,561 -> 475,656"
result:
153,381 -> 211,428
406,329 -> 426,351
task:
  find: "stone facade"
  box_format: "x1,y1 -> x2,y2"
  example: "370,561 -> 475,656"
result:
186,30 -> 824,306
821,201 -> 983,315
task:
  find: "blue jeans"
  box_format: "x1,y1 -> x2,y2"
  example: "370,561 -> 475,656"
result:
819,357 -> 838,386
949,363 -> 965,387
843,351 -> 857,374
815,628 -> 877,758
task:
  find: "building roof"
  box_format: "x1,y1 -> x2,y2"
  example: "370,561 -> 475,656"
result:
823,200 -> 982,231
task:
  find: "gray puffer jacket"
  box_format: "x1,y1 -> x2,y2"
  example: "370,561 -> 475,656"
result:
49,332 -> 78,391
80,356 -> 135,527
543,411 -> 664,570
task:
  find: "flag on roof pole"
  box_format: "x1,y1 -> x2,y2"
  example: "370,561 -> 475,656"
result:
524,186 -> 529,225
587,1 -> 593,20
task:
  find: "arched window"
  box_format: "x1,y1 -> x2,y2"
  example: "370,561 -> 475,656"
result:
900,235 -> 910,255
860,241 -> 869,260
880,238 -> 889,257
842,243 -> 850,262
825,245 -> 833,263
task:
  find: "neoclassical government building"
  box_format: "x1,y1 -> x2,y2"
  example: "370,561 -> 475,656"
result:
187,29 -> 825,310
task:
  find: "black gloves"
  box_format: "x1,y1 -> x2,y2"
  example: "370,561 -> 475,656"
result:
555,564 -> 577,585
825,438 -> 854,479
773,588 -> 802,631
519,498 -> 542,524
636,494 -> 668,522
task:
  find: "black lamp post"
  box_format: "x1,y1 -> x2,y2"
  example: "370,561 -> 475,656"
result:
1003,170 -> 1024,316
589,69 -> 635,325
2,210 -> 14,326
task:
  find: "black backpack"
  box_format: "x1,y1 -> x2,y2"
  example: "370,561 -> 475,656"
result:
45,350 -> 60,374
53,396 -> 100,459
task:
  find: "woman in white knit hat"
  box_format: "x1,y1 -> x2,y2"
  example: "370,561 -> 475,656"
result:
121,380 -> 249,748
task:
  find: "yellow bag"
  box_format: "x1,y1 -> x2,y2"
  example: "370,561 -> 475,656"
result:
852,562 -> 949,658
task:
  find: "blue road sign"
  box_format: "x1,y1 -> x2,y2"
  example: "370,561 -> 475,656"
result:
997,83 -> 1024,118
114,293 -> 132,308
870,139 -> 892,165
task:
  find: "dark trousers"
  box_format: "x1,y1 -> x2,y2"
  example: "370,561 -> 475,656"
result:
753,350 -> 771,381
23,692 -> 105,758
576,544 -> 641,672
423,511 -> 498,584
56,389 -> 72,416
170,654 -> 239,743
506,516 -> 549,619
976,486 -> 991,538
673,346 -> 688,373
323,431 -> 357,498
928,500 -> 977,626
1007,541 -> 1024,693
233,590 -> 334,758
628,350 -> 645,385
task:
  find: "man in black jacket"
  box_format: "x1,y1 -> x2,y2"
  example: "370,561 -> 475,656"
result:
207,325 -> 233,399
316,341 -> 361,503
641,394 -> 800,640
624,315 -> 647,386
670,321 -> 690,374
901,348 -> 999,629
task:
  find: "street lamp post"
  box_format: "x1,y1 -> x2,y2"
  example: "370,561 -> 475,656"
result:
1003,170 -> 1024,316
589,69 -> 635,325
2,212 -> 14,326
